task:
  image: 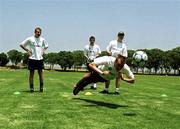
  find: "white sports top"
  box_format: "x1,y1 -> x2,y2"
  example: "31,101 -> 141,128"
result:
106,40 -> 127,58
93,56 -> 134,80
20,36 -> 48,60
84,44 -> 101,60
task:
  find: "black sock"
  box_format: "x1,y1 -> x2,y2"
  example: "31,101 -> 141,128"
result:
30,84 -> 34,92
30,84 -> 34,89
40,82 -> 43,89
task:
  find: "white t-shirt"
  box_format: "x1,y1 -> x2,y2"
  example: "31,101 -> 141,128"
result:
93,56 -> 118,80
106,40 -> 127,58
20,36 -> 48,60
93,56 -> 134,80
84,44 -> 101,60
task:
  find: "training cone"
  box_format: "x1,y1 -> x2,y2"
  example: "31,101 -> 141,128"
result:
14,91 -> 21,95
161,94 -> 167,97
85,92 -> 92,96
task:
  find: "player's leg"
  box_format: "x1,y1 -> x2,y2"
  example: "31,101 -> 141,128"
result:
86,62 -> 97,90
99,80 -> 110,94
38,69 -> 44,92
28,59 -> 35,92
114,75 -> 121,95
29,70 -> 34,92
73,73 -> 94,95
37,59 -> 45,92
115,64 -> 135,94
73,72 -> 106,95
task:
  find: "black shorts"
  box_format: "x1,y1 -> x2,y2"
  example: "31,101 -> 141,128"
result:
87,63 -> 108,82
28,59 -> 44,70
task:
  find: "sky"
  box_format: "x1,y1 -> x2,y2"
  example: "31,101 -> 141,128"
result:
0,0 -> 180,53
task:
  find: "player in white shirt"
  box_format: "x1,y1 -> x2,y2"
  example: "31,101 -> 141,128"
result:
84,36 -> 101,89
73,55 -> 125,95
20,27 -> 48,93
100,32 -> 135,95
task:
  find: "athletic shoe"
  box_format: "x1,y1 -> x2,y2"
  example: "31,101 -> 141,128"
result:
99,90 -> 109,94
30,89 -> 34,93
73,85 -> 83,95
40,89 -> 43,92
114,91 -> 120,95
90,86 -> 97,90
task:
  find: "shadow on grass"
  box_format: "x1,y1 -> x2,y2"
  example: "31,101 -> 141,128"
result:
123,112 -> 137,116
21,90 -> 40,93
74,98 -> 128,109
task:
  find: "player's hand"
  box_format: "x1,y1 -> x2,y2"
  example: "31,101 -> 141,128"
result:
41,49 -> 45,56
107,52 -> 112,56
103,71 -> 110,75
27,50 -> 32,56
120,74 -> 125,81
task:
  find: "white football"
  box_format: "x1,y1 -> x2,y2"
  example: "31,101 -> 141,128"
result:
133,51 -> 148,62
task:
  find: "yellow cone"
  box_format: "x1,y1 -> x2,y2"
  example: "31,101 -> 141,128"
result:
85,92 -> 92,96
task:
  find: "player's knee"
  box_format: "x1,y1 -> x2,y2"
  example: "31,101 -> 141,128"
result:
131,79 -> 135,83
129,77 -> 135,83
83,73 -> 91,78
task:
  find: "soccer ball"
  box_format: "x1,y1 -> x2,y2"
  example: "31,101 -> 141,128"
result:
133,51 -> 148,62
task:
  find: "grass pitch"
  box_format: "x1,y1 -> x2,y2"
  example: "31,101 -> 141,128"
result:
0,68 -> 179,129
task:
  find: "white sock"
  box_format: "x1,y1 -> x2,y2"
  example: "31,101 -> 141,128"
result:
93,83 -> 97,88
115,88 -> 119,92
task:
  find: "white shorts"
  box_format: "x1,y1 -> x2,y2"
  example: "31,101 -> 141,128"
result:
120,64 -> 134,79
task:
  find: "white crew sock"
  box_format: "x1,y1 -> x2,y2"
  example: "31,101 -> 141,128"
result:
93,83 -> 97,88
115,88 -> 119,92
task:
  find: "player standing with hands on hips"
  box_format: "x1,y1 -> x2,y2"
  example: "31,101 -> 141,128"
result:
84,36 -> 101,89
20,27 -> 48,93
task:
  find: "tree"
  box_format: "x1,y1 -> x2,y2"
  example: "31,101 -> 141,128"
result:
57,51 -> 74,71
44,52 -> 58,69
100,51 -> 108,57
72,50 -> 86,70
126,49 -> 135,67
168,47 -> 180,75
158,50 -> 171,75
145,48 -> 164,74
0,53 -> 9,66
22,53 -> 29,66
7,49 -> 22,66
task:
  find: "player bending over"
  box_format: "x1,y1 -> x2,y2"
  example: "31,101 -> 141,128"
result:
73,55 -> 126,95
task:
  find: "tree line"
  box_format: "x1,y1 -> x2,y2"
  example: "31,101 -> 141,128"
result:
0,47 -> 180,75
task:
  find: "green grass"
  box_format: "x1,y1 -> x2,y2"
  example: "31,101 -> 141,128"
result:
0,68 -> 179,129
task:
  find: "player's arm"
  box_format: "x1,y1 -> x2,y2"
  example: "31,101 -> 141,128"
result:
43,46 -> 48,51
106,42 -> 112,56
42,39 -> 48,55
115,72 -> 121,88
20,40 -> 32,56
88,63 -> 109,75
84,47 -> 90,60
122,44 -> 128,58
120,74 -> 135,83
96,46 -> 101,57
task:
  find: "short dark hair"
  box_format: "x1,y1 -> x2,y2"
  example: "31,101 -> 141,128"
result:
89,36 -> 95,40
118,31 -> 125,37
35,27 -> 42,32
115,55 -> 126,70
